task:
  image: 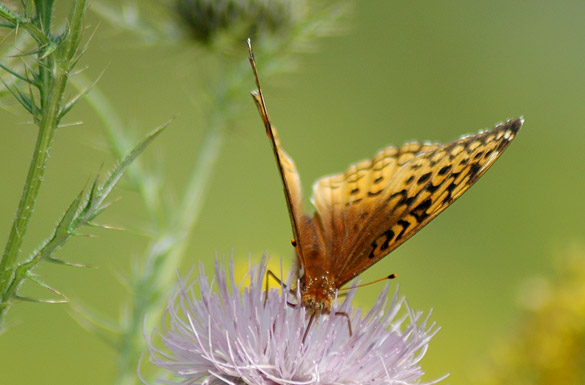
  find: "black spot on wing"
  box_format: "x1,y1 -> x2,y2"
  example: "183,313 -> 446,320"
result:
417,172 -> 431,185
438,165 -> 451,175
395,219 -> 411,241
368,229 -> 395,259
411,198 -> 432,222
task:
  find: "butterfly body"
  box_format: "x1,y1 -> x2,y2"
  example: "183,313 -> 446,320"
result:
299,270 -> 336,314
294,225 -> 341,314
247,40 -> 521,320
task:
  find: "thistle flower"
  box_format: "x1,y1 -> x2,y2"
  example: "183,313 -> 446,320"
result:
176,0 -> 304,44
146,257 -> 442,385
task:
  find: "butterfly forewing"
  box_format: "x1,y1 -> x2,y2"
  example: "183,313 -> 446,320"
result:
311,119 -> 522,285
250,86 -> 310,268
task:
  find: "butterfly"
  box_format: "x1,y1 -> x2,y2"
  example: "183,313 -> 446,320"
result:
247,40 -> 522,319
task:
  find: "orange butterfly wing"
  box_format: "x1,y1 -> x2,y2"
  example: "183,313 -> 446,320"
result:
311,119 -> 523,286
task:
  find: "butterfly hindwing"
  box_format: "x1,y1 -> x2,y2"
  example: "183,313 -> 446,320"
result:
311,119 -> 523,286
311,142 -> 442,264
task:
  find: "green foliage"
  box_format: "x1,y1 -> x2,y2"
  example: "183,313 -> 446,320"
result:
5,123 -> 167,305
0,0 -> 165,330
0,0 -> 89,324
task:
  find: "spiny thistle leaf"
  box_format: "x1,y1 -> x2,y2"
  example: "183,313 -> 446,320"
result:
37,122 -> 169,257
59,70 -> 104,120
4,121 -> 168,305
47,257 -> 96,269
0,78 -> 36,114
9,44 -> 46,58
0,3 -> 22,26
15,295 -> 68,304
56,190 -> 85,235
20,273 -> 69,303
96,120 -> 170,212
85,221 -> 125,231
0,62 -> 31,83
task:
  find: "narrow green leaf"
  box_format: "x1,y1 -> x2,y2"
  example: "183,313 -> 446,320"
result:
47,257 -> 96,269
0,63 -> 30,83
57,190 -> 85,236
62,0 -> 87,62
12,122 -> 167,288
15,295 -> 68,304
76,175 -> 100,220
98,121 -> 170,208
59,70 -> 104,120
71,26 -> 99,71
86,221 -> 124,231
38,41 -> 57,60
17,189 -> 85,270
0,79 -> 35,114
8,44 -> 45,58
21,273 -> 69,303
0,3 -> 22,25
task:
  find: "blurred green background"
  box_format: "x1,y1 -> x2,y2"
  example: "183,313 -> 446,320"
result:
1,1 -> 584,384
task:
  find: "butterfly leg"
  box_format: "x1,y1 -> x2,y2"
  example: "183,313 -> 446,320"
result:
302,313 -> 316,344
334,311 -> 353,338
264,269 -> 297,307
301,312 -> 352,343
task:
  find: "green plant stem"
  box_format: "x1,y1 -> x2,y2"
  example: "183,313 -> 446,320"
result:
181,125 -> 223,232
113,121 -> 226,385
0,0 -> 87,326
0,70 -> 65,309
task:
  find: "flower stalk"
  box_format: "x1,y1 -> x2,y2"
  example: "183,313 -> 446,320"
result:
0,0 -> 88,326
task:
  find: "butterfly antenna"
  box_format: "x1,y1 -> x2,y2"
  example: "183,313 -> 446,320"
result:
247,38 -> 272,135
340,273 -> 397,291
247,38 -> 306,265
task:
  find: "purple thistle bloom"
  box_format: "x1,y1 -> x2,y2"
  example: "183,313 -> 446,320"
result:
146,257 -> 443,385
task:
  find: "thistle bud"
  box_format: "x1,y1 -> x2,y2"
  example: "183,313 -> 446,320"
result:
176,0 -> 303,44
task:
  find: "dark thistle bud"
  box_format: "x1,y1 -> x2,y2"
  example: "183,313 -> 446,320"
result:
176,0 -> 303,45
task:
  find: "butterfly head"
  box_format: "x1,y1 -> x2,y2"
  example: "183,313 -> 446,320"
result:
300,273 -> 337,315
